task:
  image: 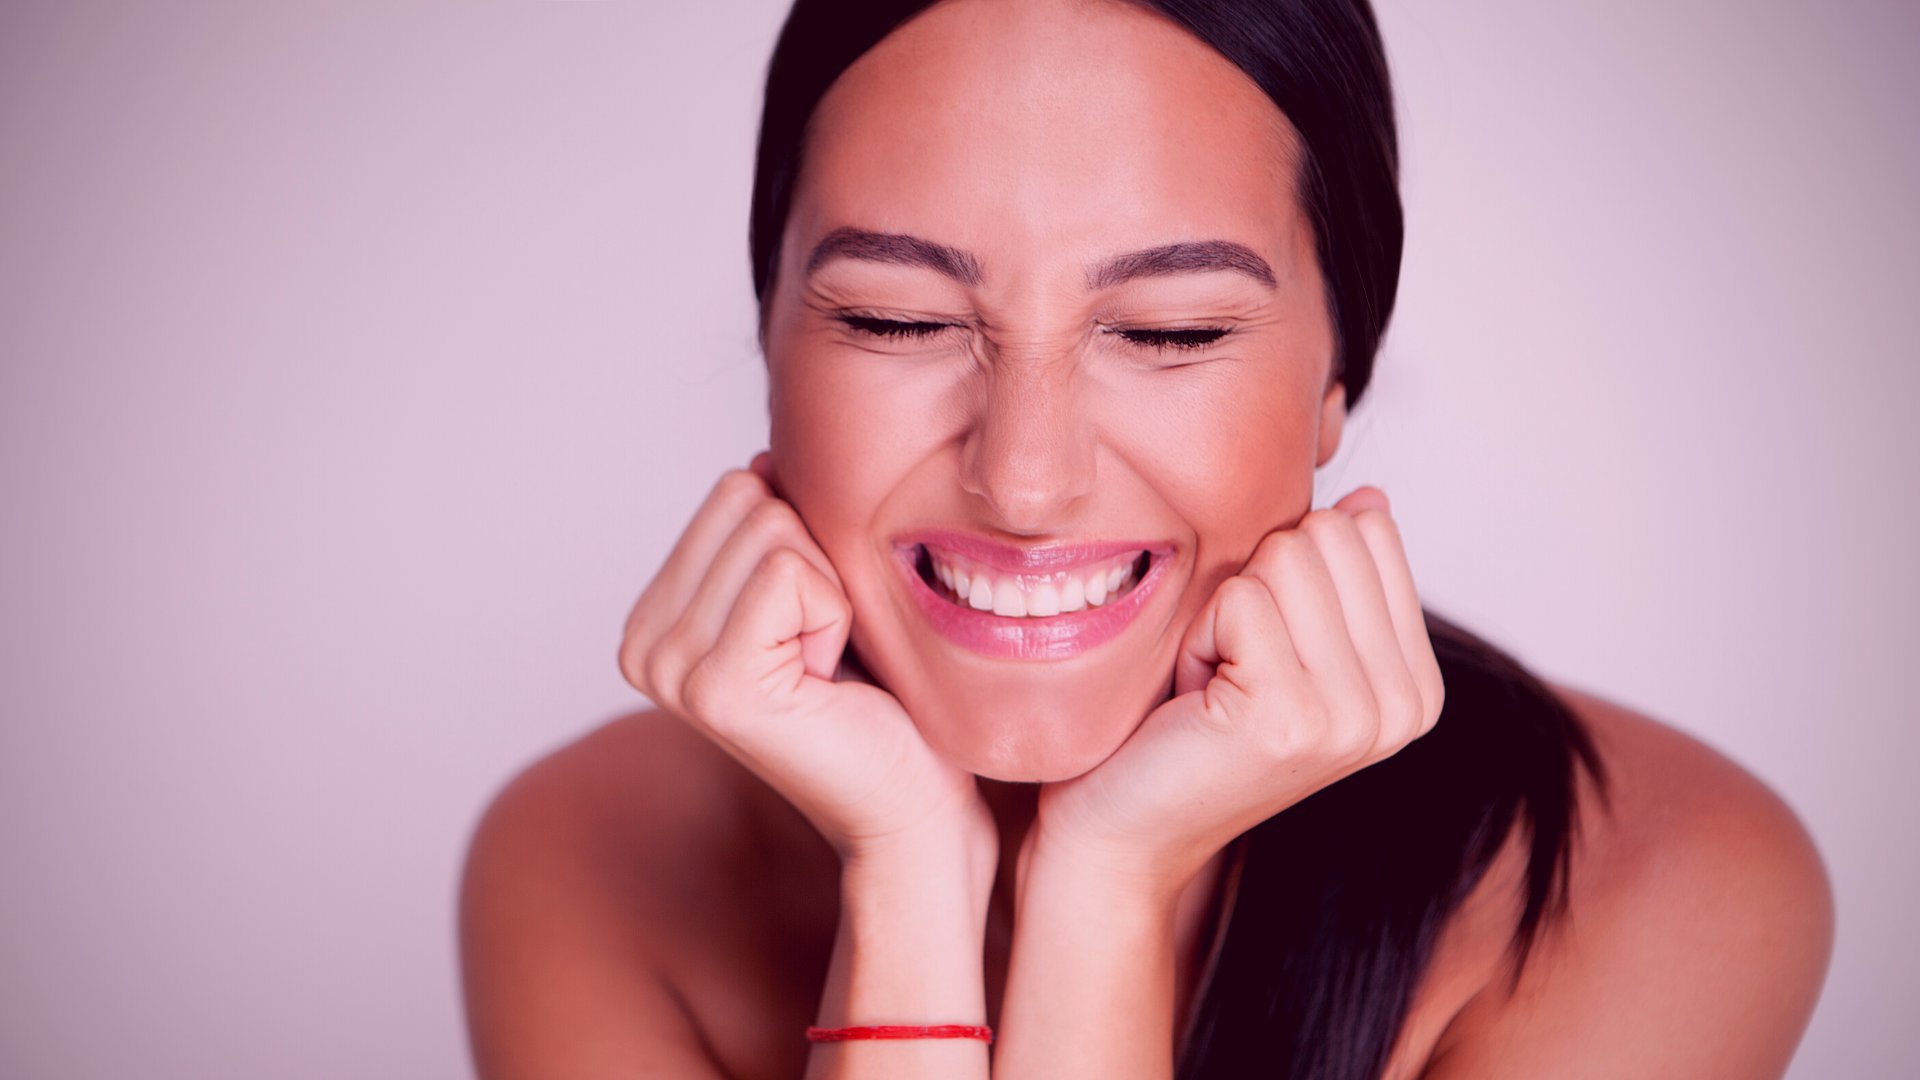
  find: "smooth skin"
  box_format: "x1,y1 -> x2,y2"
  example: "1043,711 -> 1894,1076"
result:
459,1 -> 1834,1076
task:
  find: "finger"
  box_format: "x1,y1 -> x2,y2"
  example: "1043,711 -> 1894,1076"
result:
1239,527 -> 1376,754
1333,484 -> 1390,516
1174,573 -> 1303,717
620,468 -> 772,690
1348,507 -> 1445,734
685,546 -> 854,730
1299,507 -> 1423,755
651,468 -> 773,599
657,498 -> 842,689
749,450 -> 790,499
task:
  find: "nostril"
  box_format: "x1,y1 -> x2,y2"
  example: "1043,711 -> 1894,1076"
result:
956,408 -> 1098,528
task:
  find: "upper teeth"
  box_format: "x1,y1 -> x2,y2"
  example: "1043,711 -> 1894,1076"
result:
929,550 -> 1142,618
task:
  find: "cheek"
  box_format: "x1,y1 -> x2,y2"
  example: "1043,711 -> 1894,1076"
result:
765,351 -> 964,567
1104,366 -> 1322,543
770,376 -> 855,517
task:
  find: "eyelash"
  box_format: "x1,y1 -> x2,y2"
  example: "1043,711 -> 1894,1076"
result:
833,314 -> 1230,352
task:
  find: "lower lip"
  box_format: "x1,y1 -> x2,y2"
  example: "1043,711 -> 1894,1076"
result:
895,546 -> 1172,661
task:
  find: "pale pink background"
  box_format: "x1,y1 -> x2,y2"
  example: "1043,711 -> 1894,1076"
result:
1,1 -> 1912,1076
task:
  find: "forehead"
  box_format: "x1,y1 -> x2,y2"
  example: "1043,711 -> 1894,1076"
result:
790,0 -> 1306,277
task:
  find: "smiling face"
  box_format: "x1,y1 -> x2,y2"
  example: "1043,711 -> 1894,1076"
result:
762,0 -> 1347,782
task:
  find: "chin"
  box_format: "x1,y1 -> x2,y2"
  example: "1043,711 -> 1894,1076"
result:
890,672 -> 1167,783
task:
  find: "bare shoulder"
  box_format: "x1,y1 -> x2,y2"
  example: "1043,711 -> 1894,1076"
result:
462,707 -> 795,918
1423,683 -> 1835,1079
1556,682 -> 1833,944
458,709 -> 835,1079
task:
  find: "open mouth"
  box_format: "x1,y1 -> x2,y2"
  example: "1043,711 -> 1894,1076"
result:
911,543 -> 1154,618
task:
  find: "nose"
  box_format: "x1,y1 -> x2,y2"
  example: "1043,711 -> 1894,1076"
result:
956,358 -> 1097,533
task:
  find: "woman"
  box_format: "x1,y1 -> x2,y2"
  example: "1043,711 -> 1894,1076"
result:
459,1 -> 1833,1076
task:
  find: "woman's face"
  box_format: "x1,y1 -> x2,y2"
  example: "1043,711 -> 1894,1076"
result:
763,0 -> 1345,782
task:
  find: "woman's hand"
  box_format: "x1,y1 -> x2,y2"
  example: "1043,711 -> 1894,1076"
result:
1029,486 -> 1446,894
618,454 -> 992,861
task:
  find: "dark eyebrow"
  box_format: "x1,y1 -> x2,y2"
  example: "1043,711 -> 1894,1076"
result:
1086,240 -> 1277,291
804,227 -> 1276,292
804,227 -> 985,287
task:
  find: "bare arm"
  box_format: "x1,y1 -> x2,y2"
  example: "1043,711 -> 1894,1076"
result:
990,835 -> 1188,1077
805,828 -> 997,1080
458,722 -> 998,1080
459,751 -> 733,1079
617,464 -> 998,1078
992,492 -> 1443,1079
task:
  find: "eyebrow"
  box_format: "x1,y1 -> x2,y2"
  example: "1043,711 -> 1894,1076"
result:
803,227 -> 1277,291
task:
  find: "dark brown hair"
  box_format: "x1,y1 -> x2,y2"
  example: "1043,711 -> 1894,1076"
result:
749,0 -> 1402,408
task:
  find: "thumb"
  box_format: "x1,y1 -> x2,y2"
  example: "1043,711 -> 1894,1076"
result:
1173,584 -> 1225,698
1170,574 -> 1301,720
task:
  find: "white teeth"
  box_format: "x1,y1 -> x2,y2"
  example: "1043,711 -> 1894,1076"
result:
1027,581 -> 1061,617
1085,571 -> 1108,607
1060,575 -> 1086,612
968,576 -> 994,611
924,547 -> 1149,617
992,579 -> 1025,617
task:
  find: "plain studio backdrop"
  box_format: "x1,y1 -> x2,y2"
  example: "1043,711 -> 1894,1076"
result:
1,1 -> 1913,1076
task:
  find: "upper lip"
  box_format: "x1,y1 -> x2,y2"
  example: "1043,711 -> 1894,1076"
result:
894,528 -> 1174,574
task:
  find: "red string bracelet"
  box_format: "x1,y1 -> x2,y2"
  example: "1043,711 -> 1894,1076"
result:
806,1024 -> 994,1044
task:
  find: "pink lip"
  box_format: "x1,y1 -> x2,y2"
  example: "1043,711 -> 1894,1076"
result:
892,532 -> 1175,661
898,528 -> 1162,574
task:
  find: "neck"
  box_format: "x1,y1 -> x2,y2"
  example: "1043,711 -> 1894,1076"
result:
977,777 -> 1041,900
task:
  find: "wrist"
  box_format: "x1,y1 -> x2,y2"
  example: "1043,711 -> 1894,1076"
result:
1018,816 -> 1213,911
823,819 -> 995,1044
994,823 -> 1186,1077
841,808 -> 999,918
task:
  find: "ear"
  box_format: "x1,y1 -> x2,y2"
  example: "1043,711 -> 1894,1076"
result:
1315,378 -> 1347,468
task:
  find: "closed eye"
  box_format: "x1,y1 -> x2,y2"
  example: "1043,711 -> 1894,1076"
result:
834,314 -> 1232,352
1109,327 -> 1231,351
834,314 -> 952,339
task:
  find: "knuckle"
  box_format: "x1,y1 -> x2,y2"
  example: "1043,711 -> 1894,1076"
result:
1298,507 -> 1352,538
1253,686 -> 1321,742
1270,528 -> 1324,571
1216,574 -> 1272,611
741,498 -> 802,543
679,653 -> 728,720
1332,692 -> 1382,759
1257,526 -> 1312,558
1422,673 -> 1447,732
1304,509 -> 1365,553
1252,708 -> 1309,758
1247,528 -> 1314,579
1329,726 -> 1375,765
757,544 -> 812,582
641,645 -> 683,709
713,467 -> 768,505
1376,682 -> 1424,746
617,635 -> 649,693
1352,506 -> 1399,539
